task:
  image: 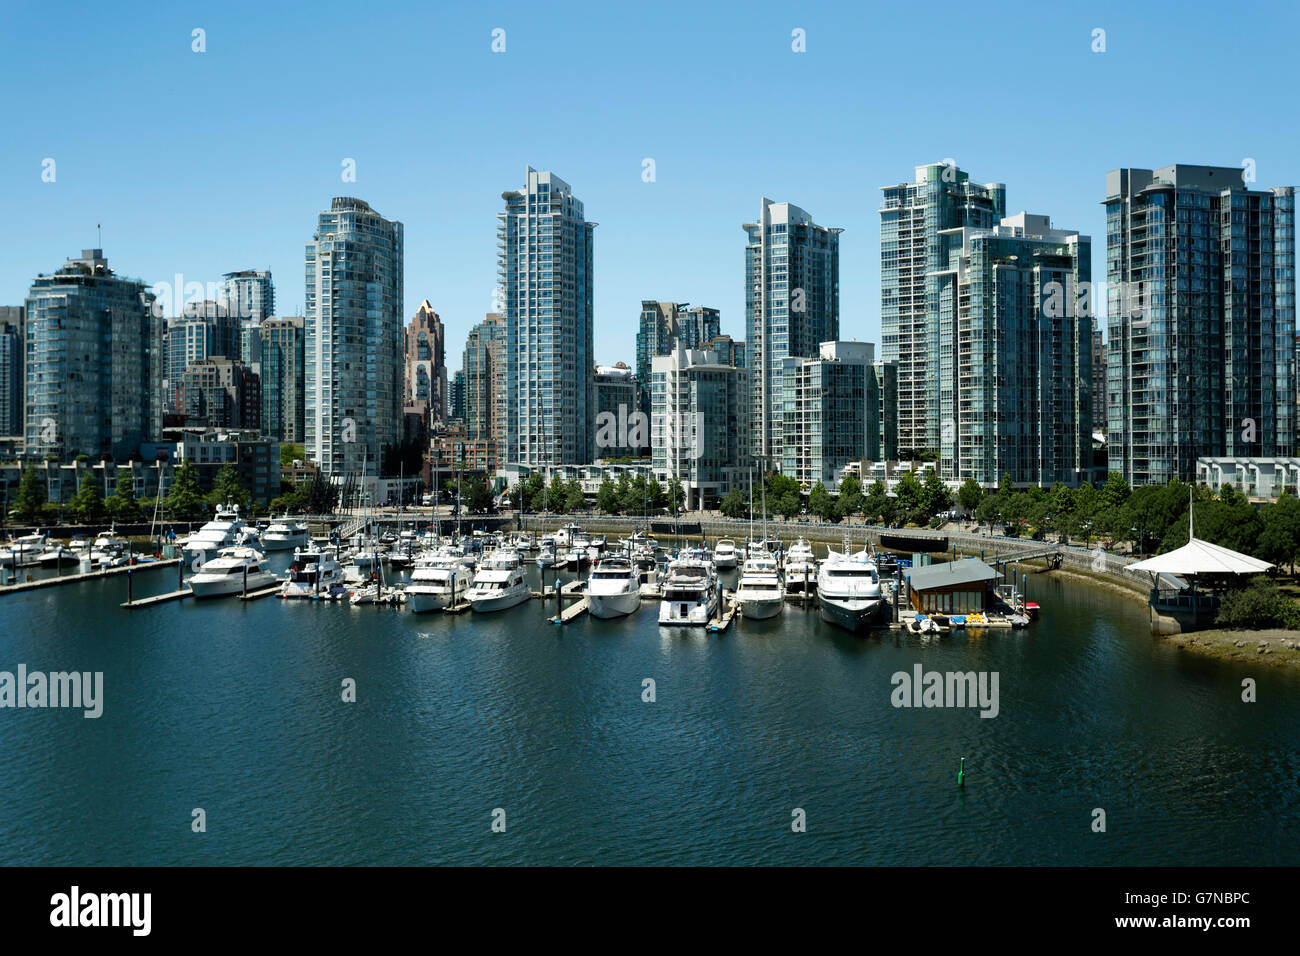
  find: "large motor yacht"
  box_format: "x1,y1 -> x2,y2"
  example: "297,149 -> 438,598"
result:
817,547 -> 885,632
658,552 -> 719,626
735,554 -> 785,620
466,550 -> 531,612
586,555 -> 641,619
189,546 -> 278,598
406,547 -> 476,613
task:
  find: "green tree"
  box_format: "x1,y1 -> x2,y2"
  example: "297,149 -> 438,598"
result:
547,474 -> 569,515
71,479 -> 105,525
596,476 -> 620,514
208,463 -> 249,510
921,468 -> 952,519
667,478 -> 685,512
836,475 -> 864,520
956,478 -> 983,514
166,461 -> 206,519
809,482 -> 835,522
1215,577 -> 1300,630
106,469 -> 139,521
859,479 -> 887,523
13,466 -> 46,522
895,471 -> 925,523
719,488 -> 748,519
764,473 -> 800,518
564,478 -> 586,513
1259,492 -> 1300,573
465,477 -> 495,513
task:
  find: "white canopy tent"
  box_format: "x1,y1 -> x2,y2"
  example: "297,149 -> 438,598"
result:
1125,538 -> 1273,576
1125,491 -> 1273,578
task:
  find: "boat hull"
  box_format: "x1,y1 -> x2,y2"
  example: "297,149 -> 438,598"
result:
588,589 -> 640,619
189,571 -> 278,598
469,586 -> 531,613
262,535 -> 308,551
658,594 -> 719,626
407,586 -> 464,613
739,596 -> 784,620
818,596 -> 884,632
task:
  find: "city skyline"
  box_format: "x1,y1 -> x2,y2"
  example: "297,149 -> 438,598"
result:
7,1 -> 1297,375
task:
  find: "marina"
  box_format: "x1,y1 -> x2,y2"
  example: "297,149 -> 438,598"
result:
2,527 -> 1297,868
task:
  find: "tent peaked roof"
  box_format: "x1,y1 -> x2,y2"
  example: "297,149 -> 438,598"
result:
1125,537 -> 1273,576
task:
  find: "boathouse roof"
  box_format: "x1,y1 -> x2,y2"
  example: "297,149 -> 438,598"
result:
906,558 -> 999,591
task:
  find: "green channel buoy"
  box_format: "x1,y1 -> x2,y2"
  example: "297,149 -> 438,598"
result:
957,756 -> 965,789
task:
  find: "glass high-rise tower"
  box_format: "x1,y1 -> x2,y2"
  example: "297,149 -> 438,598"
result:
498,168 -> 596,466
304,198 -> 404,477
23,250 -> 159,461
1105,165 -> 1296,484
880,163 -> 1005,456
743,199 -> 841,466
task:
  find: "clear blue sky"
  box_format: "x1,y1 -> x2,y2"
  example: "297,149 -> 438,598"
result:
3,0 -> 1297,376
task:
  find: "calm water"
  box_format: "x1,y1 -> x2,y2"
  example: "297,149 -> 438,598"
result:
1,553 -> 1298,866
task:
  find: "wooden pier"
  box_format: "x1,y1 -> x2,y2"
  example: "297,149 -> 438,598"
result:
445,601 -> 472,614
121,586 -> 192,609
0,558 -> 182,597
240,584 -> 282,601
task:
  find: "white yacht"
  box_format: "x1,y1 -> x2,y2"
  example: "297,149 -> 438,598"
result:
466,550 -> 531,612
406,548 -> 476,613
0,532 -> 49,568
817,548 -> 885,632
536,538 -> 560,569
180,505 -> 261,566
658,553 -> 719,626
784,537 -> 819,592
280,546 -> 347,599
735,555 -> 785,620
509,531 -> 536,551
89,533 -> 131,569
261,519 -> 309,551
586,555 -> 641,619
712,539 -> 739,570
189,546 -> 278,598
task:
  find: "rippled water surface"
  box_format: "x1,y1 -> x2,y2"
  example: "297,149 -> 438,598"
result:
1,556 -> 1297,865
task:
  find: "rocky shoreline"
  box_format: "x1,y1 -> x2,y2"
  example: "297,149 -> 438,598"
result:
1005,559 -> 1300,670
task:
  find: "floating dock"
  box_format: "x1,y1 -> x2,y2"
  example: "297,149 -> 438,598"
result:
240,584 -> 282,601
555,597 -> 589,623
0,559 -> 182,597
707,601 -> 737,633
121,586 -> 192,609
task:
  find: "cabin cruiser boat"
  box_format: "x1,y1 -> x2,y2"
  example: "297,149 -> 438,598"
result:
536,538 -> 560,569
406,548 -> 476,613
658,553 -> 719,626
280,546 -> 346,599
89,533 -> 132,569
712,539 -> 739,570
509,531 -> 537,551
0,532 -> 49,568
37,543 -> 81,569
261,518 -> 310,551
189,546 -> 278,598
735,555 -> 785,620
784,538 -> 819,592
466,550 -> 531,612
817,548 -> 885,632
745,538 -> 780,561
180,505 -> 261,566
586,555 -> 641,619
